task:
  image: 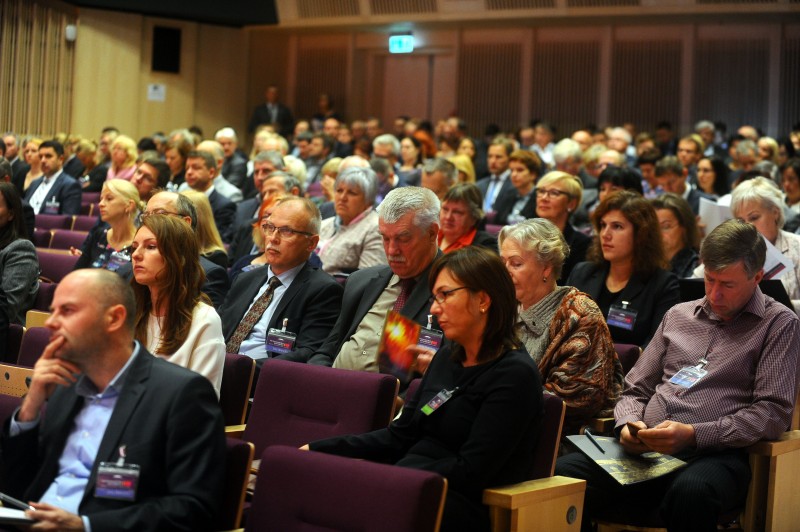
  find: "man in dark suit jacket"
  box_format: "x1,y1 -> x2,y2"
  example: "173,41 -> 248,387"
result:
220,198 -> 342,379
23,140 -> 81,215
62,154 -> 85,179
1,269 -> 225,531
310,187 -> 443,370
475,137 -> 515,218
184,150 -> 236,242
655,156 -> 714,215
248,85 -> 295,138
215,127 -> 248,189
116,191 -> 230,307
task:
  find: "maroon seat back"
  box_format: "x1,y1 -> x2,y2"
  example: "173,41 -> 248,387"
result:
33,228 -> 52,248
35,214 -> 72,230
216,438 -> 253,531
531,393 -> 566,479
247,445 -> 445,532
71,215 -> 98,232
243,359 -> 398,456
50,230 -> 89,251
3,324 -> 25,364
37,251 -> 79,283
17,327 -> 50,367
34,282 -> 57,311
219,353 -> 255,426
614,343 -> 640,375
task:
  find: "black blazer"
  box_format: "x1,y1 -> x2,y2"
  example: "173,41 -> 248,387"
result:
311,254 -> 442,366
62,155 -> 85,179
471,230 -> 499,252
219,263 -> 343,362
560,224 -> 591,284
1,347 -> 226,531
221,152 -> 248,189
24,173 -> 82,215
208,189 -> 236,243
249,102 -> 294,137
491,189 -> 537,226
566,261 -> 680,347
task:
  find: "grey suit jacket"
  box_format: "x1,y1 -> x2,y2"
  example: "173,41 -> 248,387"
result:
0,239 -> 39,325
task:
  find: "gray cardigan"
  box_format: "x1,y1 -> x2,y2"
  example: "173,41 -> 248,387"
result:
0,238 -> 39,325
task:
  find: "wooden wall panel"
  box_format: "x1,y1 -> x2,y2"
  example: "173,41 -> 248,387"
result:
779,37 -> 800,135
457,43 -> 522,135
531,41 -> 600,139
294,39 -> 349,122
610,40 -> 682,132
693,39 -> 769,131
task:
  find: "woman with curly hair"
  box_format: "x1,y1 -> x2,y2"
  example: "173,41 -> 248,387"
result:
568,190 -> 680,347
499,218 -> 622,434
130,214 -> 225,395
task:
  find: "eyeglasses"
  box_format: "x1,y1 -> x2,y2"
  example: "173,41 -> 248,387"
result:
261,221 -> 314,238
136,210 -> 184,224
429,286 -> 467,305
535,188 -> 571,199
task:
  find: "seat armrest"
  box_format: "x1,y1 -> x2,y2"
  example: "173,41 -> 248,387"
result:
484,476 -> 585,531
747,430 -> 800,457
585,417 -> 615,435
225,425 -> 246,439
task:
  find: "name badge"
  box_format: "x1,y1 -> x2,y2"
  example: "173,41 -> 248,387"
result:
608,302 -> 637,331
43,198 -> 60,215
418,328 -> 444,352
106,250 -> 131,272
669,366 -> 708,388
95,462 -> 140,501
421,387 -> 457,416
267,328 -> 297,355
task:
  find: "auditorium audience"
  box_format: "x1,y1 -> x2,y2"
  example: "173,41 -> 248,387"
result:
311,186 -> 441,370
568,190 -> 680,347
492,149 -> 541,225
317,166 -> 386,275
307,246 -> 543,532
131,157 -> 170,202
73,179 -> 142,271
220,197 -> 342,374
106,134 -> 137,181
655,155 -> 713,215
499,219 -> 622,434
180,189 -> 229,269
651,193 -> 701,278
0,182 -> 39,349
438,183 -> 497,253
696,155 -> 731,198
534,171 -> 591,282
131,214 -> 225,395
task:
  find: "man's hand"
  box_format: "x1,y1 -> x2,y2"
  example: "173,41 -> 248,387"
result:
619,420 -> 650,455
26,502 -> 84,531
637,421 -> 696,455
18,336 -> 79,422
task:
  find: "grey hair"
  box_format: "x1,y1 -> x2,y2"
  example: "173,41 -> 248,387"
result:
498,218 -> 570,279
609,127 -> 632,145
552,139 -> 582,164
422,157 -> 458,187
266,171 -> 302,194
372,134 -> 400,156
736,140 -> 757,158
254,149 -> 285,170
694,120 -> 714,132
214,127 -> 238,143
377,186 -> 440,230
166,192 -> 198,230
700,219 -> 766,278
335,166 -> 378,206
730,176 -> 785,229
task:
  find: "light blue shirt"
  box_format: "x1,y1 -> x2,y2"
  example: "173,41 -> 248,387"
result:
11,343 -> 140,532
239,264 -> 304,359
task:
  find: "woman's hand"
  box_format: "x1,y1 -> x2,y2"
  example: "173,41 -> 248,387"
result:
321,174 -> 336,201
68,247 -> 82,257
406,346 -> 436,375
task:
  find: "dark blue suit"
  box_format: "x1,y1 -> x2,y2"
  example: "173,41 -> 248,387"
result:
24,172 -> 82,215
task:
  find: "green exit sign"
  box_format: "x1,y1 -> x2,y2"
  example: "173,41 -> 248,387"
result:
389,34 -> 414,54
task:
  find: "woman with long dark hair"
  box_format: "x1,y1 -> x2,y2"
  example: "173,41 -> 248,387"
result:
130,214 -> 225,394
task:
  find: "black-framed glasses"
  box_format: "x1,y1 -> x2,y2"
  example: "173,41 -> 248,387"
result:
430,286 -> 468,305
535,188 -> 571,199
261,221 -> 314,238
136,210 -> 184,225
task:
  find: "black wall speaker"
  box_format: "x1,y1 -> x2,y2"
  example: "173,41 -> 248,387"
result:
152,26 -> 181,74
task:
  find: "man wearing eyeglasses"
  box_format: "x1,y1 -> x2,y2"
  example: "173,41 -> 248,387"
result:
219,197 -> 342,376
309,187 -> 443,371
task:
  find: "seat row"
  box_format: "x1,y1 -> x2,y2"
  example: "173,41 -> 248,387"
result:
35,213 -> 98,232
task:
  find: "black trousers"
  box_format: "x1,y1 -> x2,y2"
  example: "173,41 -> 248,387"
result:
555,448 -> 751,532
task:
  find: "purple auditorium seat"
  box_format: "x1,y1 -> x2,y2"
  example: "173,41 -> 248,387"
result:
219,353 -> 255,426
242,359 -> 398,457
35,214 -> 72,230
50,230 -> 89,251
71,215 -> 98,232
37,250 -> 79,283
17,327 -> 51,367
247,445 -> 446,532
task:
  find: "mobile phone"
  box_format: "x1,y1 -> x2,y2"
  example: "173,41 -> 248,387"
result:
626,422 -> 643,437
